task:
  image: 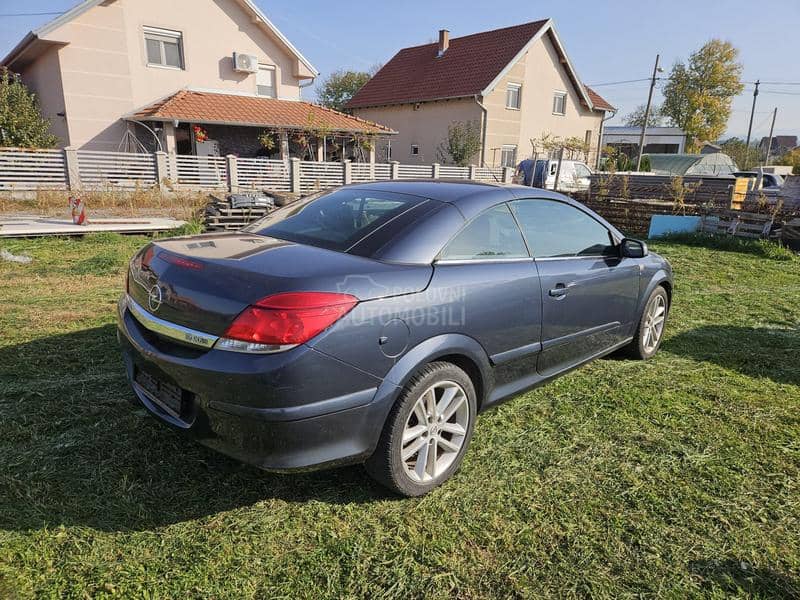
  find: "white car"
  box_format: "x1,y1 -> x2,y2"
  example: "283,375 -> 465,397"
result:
529,159 -> 593,193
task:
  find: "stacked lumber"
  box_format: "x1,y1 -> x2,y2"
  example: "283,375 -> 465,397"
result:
203,193 -> 283,232
589,174 -> 735,207
581,198 -> 697,237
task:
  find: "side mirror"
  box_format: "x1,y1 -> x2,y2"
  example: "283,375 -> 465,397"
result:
621,238 -> 649,259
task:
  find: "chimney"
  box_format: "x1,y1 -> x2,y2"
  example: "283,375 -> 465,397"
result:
438,29 -> 450,57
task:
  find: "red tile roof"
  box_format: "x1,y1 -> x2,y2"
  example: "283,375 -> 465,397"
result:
584,86 -> 615,111
347,21 -> 549,109
131,90 -> 394,134
346,20 -> 614,113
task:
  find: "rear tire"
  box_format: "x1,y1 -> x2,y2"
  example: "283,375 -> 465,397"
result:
624,286 -> 669,360
365,362 -> 476,497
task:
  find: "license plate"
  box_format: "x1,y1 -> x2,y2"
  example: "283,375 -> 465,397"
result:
135,369 -> 185,418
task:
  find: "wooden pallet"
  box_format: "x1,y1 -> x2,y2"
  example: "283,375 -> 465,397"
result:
203,193 -> 281,231
699,211 -> 774,239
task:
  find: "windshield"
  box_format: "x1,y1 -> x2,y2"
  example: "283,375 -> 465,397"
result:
244,188 -> 427,252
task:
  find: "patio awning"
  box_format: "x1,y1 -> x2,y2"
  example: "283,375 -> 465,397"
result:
128,89 -> 396,135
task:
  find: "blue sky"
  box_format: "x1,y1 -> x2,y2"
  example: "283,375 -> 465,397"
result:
2,0 -> 799,140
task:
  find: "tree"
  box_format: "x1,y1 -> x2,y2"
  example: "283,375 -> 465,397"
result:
660,40 -> 744,152
776,148 -> 800,175
719,137 -> 755,169
318,70 -> 372,112
623,104 -> 664,127
437,120 -> 482,166
0,69 -> 57,148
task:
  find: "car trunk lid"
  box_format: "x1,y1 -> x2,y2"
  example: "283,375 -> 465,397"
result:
127,233 -> 431,336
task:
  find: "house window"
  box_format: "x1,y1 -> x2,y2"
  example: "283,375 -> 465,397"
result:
501,145 -> 517,168
257,64 -> 276,98
552,92 -> 567,115
506,83 -> 522,109
411,145 -> 420,156
144,27 -> 183,69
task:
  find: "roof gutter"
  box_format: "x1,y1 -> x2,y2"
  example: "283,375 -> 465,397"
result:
1,32 -> 37,68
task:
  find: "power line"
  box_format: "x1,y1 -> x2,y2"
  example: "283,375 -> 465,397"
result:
745,81 -> 800,86
0,11 -> 64,17
761,90 -> 800,96
586,78 -> 655,87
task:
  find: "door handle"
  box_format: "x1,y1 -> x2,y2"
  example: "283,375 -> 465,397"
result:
549,284 -> 568,298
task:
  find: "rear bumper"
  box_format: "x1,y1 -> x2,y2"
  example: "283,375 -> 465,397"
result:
117,296 -> 394,471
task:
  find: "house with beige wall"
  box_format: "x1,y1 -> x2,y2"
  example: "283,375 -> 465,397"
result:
347,20 -> 614,169
2,0 -> 392,159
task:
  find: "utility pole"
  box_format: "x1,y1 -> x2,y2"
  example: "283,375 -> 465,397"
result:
763,108 -> 777,166
636,54 -> 661,172
744,80 -> 760,169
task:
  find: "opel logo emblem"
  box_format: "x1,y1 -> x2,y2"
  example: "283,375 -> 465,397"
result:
148,285 -> 163,312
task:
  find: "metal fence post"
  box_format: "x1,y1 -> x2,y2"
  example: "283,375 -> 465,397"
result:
226,154 -> 239,193
390,161 -> 400,179
63,147 -> 81,190
432,163 -> 440,179
468,164 -> 477,180
155,151 -> 169,192
343,160 -> 352,185
290,158 -> 301,194
502,167 -> 513,183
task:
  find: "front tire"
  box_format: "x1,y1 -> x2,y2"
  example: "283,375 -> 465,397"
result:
625,286 -> 669,360
365,362 -> 477,496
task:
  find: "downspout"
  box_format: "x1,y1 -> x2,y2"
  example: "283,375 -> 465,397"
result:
299,77 -> 316,100
596,108 -> 617,170
475,95 -> 488,167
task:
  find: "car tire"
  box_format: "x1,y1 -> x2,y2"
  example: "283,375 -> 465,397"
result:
365,362 -> 477,497
624,285 -> 669,360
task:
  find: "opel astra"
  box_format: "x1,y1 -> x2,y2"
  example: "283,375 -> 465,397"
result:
118,181 -> 672,496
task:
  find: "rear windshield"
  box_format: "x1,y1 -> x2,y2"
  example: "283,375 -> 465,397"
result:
244,188 -> 426,252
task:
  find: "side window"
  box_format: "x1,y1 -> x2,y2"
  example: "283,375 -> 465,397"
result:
574,164 -> 591,178
510,199 -> 614,258
144,27 -> 184,69
440,204 -> 528,261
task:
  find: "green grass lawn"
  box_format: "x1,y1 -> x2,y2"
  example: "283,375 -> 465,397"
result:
0,233 -> 798,599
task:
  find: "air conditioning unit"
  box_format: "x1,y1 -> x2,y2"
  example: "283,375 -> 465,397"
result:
233,52 -> 258,73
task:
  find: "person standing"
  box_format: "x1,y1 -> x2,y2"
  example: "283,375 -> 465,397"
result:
516,158 -> 535,186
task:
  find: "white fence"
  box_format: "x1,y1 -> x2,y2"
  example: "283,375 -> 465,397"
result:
78,150 -> 157,188
237,158 -> 291,192
0,147 -> 513,194
172,155 -> 227,190
0,149 -> 67,190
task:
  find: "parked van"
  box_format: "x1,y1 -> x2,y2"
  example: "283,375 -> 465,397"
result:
531,159 -> 593,192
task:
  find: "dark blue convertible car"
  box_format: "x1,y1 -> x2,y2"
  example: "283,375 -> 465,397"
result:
118,181 -> 672,496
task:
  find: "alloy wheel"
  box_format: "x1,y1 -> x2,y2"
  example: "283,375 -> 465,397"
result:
400,380 -> 469,483
642,294 -> 667,353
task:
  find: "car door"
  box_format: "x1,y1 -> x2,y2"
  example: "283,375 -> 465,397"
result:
433,203 -> 542,373
509,198 -> 640,377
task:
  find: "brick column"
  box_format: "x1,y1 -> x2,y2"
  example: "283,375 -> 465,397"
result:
468,165 -> 477,180
432,163 -> 440,179
155,151 -> 169,192
390,161 -> 400,179
343,160 -> 352,185
63,147 -> 81,191
290,157 -> 301,194
226,154 -> 239,193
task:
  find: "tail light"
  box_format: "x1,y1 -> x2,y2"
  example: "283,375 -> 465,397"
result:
159,251 -> 204,270
216,292 -> 359,354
